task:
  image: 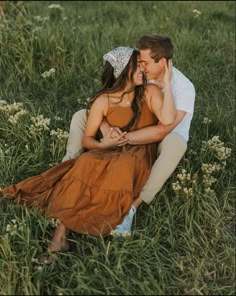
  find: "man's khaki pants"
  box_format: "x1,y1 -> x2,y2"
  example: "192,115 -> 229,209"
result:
62,109 -> 187,204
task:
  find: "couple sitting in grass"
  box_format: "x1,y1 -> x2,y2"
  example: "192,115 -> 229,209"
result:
1,34 -> 195,264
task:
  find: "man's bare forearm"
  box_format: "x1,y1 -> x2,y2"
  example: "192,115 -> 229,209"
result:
125,110 -> 187,145
125,124 -> 173,145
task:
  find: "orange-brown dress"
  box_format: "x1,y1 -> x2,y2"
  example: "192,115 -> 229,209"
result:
2,101 -> 157,236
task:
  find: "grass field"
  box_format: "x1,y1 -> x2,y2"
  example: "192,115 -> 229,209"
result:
0,1 -> 235,295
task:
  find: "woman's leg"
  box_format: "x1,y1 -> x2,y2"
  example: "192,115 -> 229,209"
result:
48,221 -> 70,252
40,221 -> 70,264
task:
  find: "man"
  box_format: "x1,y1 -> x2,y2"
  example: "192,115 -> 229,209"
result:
62,34 -> 195,234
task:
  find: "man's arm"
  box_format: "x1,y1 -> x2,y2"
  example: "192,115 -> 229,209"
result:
125,110 -> 186,145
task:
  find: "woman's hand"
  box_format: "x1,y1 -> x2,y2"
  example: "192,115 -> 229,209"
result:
100,118 -> 123,138
100,128 -> 129,148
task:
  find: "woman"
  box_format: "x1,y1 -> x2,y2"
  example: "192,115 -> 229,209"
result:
2,47 -> 176,264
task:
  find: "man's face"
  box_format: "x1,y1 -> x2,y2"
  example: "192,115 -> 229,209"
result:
139,49 -> 162,80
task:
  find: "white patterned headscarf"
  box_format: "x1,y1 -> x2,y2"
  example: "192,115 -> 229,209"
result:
103,47 -> 134,79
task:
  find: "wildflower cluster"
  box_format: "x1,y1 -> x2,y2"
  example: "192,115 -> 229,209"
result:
110,230 -> 131,238
6,219 -> 26,237
172,169 -> 197,197
201,162 -> 222,174
201,162 -> 225,193
0,102 -> 24,113
201,136 -> 232,161
8,110 -> 28,125
50,128 -> 69,143
49,128 -> 69,158
29,114 -> 51,135
41,68 -> 56,78
172,135 -> 231,198
49,218 -> 60,228
0,102 -> 28,124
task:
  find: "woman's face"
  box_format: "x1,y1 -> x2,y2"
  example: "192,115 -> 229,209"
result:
132,55 -> 145,86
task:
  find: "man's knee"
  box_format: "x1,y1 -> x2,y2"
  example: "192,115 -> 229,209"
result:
158,132 -> 187,157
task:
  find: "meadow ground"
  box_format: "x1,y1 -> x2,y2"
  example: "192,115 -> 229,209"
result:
0,1 -> 235,295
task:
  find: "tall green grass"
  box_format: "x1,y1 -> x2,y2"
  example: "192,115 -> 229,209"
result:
0,1 -> 235,295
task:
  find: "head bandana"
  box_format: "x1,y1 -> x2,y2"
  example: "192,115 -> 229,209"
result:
103,47 -> 134,79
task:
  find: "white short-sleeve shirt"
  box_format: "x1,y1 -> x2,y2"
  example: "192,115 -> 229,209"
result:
148,66 -> 195,142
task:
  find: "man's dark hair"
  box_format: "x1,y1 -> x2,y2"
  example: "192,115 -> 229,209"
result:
137,34 -> 174,62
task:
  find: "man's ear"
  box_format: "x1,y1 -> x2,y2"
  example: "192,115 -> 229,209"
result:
159,57 -> 167,67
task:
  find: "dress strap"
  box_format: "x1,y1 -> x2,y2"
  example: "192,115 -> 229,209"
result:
107,93 -> 110,107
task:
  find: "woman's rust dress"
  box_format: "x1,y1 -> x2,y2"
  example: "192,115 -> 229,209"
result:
2,101 -> 157,236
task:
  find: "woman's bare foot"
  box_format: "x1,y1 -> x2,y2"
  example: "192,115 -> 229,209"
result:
39,221 -> 70,265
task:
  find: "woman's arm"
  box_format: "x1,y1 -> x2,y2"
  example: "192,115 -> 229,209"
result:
82,96 -> 107,150
82,96 -> 129,150
146,60 -> 176,125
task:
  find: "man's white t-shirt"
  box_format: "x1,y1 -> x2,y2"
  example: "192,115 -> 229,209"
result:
148,66 -> 195,142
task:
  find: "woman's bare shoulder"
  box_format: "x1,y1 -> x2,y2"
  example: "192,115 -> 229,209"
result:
145,84 -> 162,97
90,94 -> 109,115
93,94 -> 109,105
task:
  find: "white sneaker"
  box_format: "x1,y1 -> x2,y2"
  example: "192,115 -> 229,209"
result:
112,205 -> 136,235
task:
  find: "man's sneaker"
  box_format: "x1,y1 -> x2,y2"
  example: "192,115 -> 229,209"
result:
111,205 -> 136,236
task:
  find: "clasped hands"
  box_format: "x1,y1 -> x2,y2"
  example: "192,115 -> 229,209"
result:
99,119 -> 130,148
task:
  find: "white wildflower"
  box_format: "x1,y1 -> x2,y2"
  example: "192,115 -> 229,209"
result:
48,4 -> 64,10
193,9 -> 202,18
205,188 -> 215,194
33,16 -> 49,22
0,102 -> 24,114
201,136 -> 231,161
31,257 -> 39,263
8,109 -> 28,125
54,116 -> 63,121
41,68 -> 56,78
50,128 -> 69,142
29,114 -> 51,135
49,218 -> 60,227
110,230 -> 131,238
6,219 -> 26,236
202,117 -> 212,124
201,162 -> 222,174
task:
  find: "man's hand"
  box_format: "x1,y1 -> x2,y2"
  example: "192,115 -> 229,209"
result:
163,59 -> 172,88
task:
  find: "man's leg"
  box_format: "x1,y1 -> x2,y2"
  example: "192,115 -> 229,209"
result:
114,132 -> 187,234
62,109 -> 87,162
139,132 -> 187,204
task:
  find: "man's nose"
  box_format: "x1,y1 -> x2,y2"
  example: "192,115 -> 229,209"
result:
140,63 -> 146,71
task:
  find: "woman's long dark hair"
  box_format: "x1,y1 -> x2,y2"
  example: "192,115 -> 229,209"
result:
87,49 -> 145,131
